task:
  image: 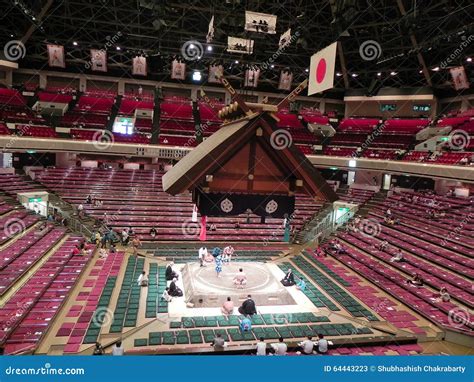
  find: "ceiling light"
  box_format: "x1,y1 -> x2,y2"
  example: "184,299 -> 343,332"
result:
192,71 -> 202,81
116,46 -> 121,51
207,45 -> 213,52
466,57 -> 472,62
431,66 -> 440,71
73,41 -> 78,46
377,72 -> 382,76
390,71 -> 397,76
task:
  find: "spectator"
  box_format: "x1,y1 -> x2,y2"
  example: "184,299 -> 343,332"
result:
210,223 -> 217,231
198,246 -> 207,267
211,334 -> 226,351
378,240 -> 389,251
121,228 -> 129,246
137,271 -> 148,287
270,337 -> 287,356
93,342 -> 104,355
150,227 -> 157,238
165,263 -> 179,280
239,316 -> 252,332
169,278 -> 183,297
298,336 -> 315,355
315,333 -> 328,354
438,287 -> 451,302
221,297 -> 234,316
281,268 -> 295,286
296,278 -> 306,291
407,273 -> 424,287
256,337 -> 267,356
390,249 -> 404,262
112,340 -> 124,356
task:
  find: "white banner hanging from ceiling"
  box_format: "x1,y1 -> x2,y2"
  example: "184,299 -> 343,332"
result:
278,70 -> 293,91
450,66 -> 470,90
171,59 -> 186,80
279,28 -> 292,49
208,64 -> 223,83
207,15 -> 215,43
47,44 -> 65,68
90,49 -> 107,72
132,56 -> 147,76
245,11 -> 277,34
244,67 -> 260,88
227,37 -> 254,54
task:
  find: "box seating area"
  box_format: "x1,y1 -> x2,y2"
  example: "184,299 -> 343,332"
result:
426,152 -> 472,165
322,191 -> 474,334
160,120 -> 195,135
402,151 -> 429,162
74,95 -> 115,114
159,134 -> 196,147
33,167 -> 323,241
323,146 -> 355,157
61,113 -> 108,129
0,212 -> 39,245
160,100 -> 193,121
0,88 -> 27,108
15,124 -> 58,138
0,225 -> 67,296
362,149 -> 398,160
323,234 -> 473,334
60,251 -> 123,353
336,187 -> 374,204
198,102 -> 222,124
1,235 -> 90,354
307,255 -> 427,334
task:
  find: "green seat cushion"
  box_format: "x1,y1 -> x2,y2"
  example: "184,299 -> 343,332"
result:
134,338 -> 148,347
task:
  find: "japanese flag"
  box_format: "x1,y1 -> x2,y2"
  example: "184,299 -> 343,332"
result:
308,42 -> 338,96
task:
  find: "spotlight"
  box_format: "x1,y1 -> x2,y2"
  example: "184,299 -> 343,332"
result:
431,66 -> 440,71
207,45 -> 213,52
336,72 -> 342,77
351,73 -> 358,77
234,60 -> 239,64
467,57 -> 472,62
305,68 -> 309,72
116,46 -> 121,51
73,41 -> 78,46
390,71 -> 397,76
192,71 -> 202,81
270,64 -> 275,68
377,72 -> 382,76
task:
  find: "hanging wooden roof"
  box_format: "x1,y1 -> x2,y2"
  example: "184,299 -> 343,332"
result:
162,111 -> 338,203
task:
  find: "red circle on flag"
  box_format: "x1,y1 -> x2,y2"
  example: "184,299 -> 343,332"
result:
316,58 -> 327,83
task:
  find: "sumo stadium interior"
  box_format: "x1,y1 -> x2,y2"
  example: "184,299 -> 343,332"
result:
0,0 -> 472,357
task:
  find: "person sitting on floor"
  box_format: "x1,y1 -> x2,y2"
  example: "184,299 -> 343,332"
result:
378,240 -> 389,251
99,248 -> 108,259
238,295 -> 257,316
233,268 -> 247,289
390,249 -> 404,262
169,277 -> 183,297
407,273 -> 424,287
281,268 -> 295,286
221,297 -> 234,315
149,227 -> 157,238
93,342 -> 104,355
198,246 -> 207,267
270,337 -> 287,356
112,340 -> 124,356
296,278 -> 306,291
137,271 -> 148,287
298,335 -> 315,355
209,223 -> 217,231
240,316 -> 252,332
256,337 -> 267,356
315,333 -> 328,354
165,263 -> 179,281
161,287 -> 172,302
211,333 -> 226,351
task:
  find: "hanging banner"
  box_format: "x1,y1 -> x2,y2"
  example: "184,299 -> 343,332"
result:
244,67 -> 260,88
278,70 -> 293,90
245,11 -> 277,34
208,64 -> 223,83
171,59 -> 186,80
450,66 -> 470,90
279,28 -> 292,49
227,37 -> 254,54
47,44 -> 65,68
206,15 -> 215,43
90,49 -> 107,72
132,56 -> 147,76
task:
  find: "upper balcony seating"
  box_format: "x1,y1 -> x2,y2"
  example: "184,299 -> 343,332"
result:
456,120 -> 474,134
276,113 -> 302,129
119,99 -> 154,115
83,89 -> 117,98
160,120 -> 195,135
37,91 -> 73,104
0,122 -> 10,135
459,108 -> 474,117
0,108 -> 45,125
402,151 -> 429,162
436,117 -> 470,128
159,134 -> 196,147
198,102 -> 222,123
363,149 -> 398,160
70,129 -> 150,144
323,146 -> 355,157
384,118 -> 430,131
370,134 -> 414,149
135,118 -> 152,132
160,101 -> 193,121
45,86 -> 77,95
16,125 -> 58,138
0,88 -> 27,108
330,133 -> 368,146
60,112 -> 108,129
338,118 -> 379,133
75,96 -> 114,114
